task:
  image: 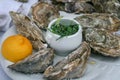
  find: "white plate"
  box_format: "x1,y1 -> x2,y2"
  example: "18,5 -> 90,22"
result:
0,12 -> 120,80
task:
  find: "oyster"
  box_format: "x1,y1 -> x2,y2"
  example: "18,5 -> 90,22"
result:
44,42 -> 91,80
38,0 -> 65,11
85,28 -> 120,57
91,0 -> 104,12
65,0 -> 95,13
10,11 -> 45,50
52,0 -> 65,11
8,48 -> 54,73
104,0 -> 120,18
91,0 -> 120,18
75,13 -> 120,32
55,0 -> 95,13
31,2 -> 60,28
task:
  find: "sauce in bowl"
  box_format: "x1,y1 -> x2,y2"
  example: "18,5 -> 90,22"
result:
45,18 -> 82,56
49,18 -> 79,40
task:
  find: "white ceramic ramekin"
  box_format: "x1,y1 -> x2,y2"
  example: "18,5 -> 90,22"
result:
45,18 -> 82,56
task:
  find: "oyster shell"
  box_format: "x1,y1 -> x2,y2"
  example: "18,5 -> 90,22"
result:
75,13 -> 120,57
91,0 -> 120,18
85,28 -> 120,57
31,2 -> 60,28
91,0 -> 104,12
75,13 -> 120,32
54,0 -> 95,13
75,0 -> 95,13
105,0 -> 120,18
8,48 -> 54,73
38,0 -> 65,11
44,42 -> 91,80
10,11 -> 45,50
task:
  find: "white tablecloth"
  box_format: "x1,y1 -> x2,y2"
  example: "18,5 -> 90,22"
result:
0,0 -> 38,80
0,32 -> 11,80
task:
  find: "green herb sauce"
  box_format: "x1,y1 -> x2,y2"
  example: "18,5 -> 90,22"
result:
49,19 -> 79,40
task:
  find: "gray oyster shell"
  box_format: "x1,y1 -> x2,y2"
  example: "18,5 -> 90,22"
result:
56,0 -> 95,13
44,42 -> 91,80
10,11 -> 45,50
85,28 -> 120,57
8,48 -> 54,74
9,11 -> 55,74
75,0 -> 95,13
31,2 -> 60,28
75,13 -> 120,57
75,13 -> 120,32
38,0 -> 65,11
91,0 -> 120,18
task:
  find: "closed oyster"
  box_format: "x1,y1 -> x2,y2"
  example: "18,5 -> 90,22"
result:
65,0 -> 95,13
85,28 -> 120,57
39,0 -> 94,13
104,0 -> 120,18
74,0 -> 95,13
91,0 -> 120,18
10,11 -> 45,50
55,0 -> 95,13
8,48 -> 54,73
38,0 -> 65,11
44,42 -> 91,80
31,2 -> 60,28
75,13 -> 120,32
91,0 -> 104,12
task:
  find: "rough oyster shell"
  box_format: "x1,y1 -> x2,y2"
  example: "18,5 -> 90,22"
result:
75,0 -> 95,13
91,0 -> 104,12
56,0 -> 95,13
8,48 -> 54,74
75,13 -> 120,32
38,0 -> 65,11
85,28 -> 120,57
75,13 -> 120,57
31,2 -> 60,28
91,0 -> 120,18
10,11 -> 45,50
44,42 -> 91,80
106,0 -> 120,18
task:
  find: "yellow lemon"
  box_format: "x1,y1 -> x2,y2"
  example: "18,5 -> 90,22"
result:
1,34 -> 32,63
